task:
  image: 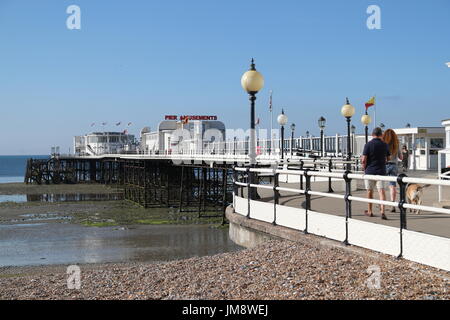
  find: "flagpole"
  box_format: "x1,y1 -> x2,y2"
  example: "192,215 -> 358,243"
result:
269,90 -> 273,155
374,94 -> 377,130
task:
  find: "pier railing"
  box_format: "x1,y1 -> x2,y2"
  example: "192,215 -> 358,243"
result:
232,167 -> 450,271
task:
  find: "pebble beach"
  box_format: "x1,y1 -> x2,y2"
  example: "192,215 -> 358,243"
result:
1,237 -> 448,300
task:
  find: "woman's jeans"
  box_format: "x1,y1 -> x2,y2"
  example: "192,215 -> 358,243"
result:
386,163 -> 398,187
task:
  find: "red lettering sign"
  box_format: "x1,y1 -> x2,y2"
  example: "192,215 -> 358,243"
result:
166,115 -> 218,121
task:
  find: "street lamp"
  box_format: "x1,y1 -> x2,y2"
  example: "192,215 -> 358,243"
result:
277,109 -> 288,160
341,98 -> 355,170
290,123 -> 296,157
241,58 -> 264,164
361,113 -> 372,144
241,58 -> 264,201
318,116 -> 326,157
351,125 -> 356,155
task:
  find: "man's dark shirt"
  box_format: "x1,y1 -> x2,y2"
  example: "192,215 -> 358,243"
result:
363,138 -> 390,175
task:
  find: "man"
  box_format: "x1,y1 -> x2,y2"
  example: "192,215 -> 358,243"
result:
361,127 -> 390,220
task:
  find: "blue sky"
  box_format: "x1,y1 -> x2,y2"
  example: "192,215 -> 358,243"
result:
0,0 -> 449,154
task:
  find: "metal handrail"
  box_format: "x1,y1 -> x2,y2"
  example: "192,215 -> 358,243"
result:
234,167 -> 450,216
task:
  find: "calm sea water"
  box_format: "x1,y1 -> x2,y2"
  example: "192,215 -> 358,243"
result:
0,155 -> 49,183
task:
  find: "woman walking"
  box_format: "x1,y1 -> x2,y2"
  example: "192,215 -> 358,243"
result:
401,145 -> 409,172
382,129 -> 403,212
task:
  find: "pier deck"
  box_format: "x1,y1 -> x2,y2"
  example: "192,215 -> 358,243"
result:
253,173 -> 450,238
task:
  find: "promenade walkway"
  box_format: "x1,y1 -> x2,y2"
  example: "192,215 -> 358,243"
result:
253,170 -> 450,238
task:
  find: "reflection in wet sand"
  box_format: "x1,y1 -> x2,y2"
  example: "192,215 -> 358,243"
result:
0,223 -> 241,267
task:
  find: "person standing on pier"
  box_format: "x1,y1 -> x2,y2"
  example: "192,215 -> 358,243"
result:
401,145 -> 409,172
362,127 -> 390,220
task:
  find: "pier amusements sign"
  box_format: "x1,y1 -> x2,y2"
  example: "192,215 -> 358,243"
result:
165,115 -> 218,121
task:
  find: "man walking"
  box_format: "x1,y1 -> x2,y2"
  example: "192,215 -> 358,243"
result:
361,127 -> 390,220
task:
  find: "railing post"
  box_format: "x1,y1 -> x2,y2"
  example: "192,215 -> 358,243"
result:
304,169 -> 311,234
397,173 -> 408,258
246,168 -> 251,219
300,160 -> 304,190
232,168 -> 238,209
343,170 -> 352,245
273,171 -> 279,225
328,158 -> 334,193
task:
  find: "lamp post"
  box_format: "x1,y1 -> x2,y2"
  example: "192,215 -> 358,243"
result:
361,112 -> 372,144
351,125 -> 356,155
290,123 -> 296,157
341,98 -> 355,171
318,116 -> 326,157
305,131 -> 310,151
241,59 -> 264,200
277,109 -> 288,160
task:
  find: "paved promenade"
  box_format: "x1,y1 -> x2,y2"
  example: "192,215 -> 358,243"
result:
253,170 -> 450,238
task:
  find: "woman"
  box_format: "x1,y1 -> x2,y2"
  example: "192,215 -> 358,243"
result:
382,129 -> 403,212
401,145 -> 409,172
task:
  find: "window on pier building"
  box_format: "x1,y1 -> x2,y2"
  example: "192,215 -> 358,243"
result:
109,136 -> 119,143
415,137 -> 426,149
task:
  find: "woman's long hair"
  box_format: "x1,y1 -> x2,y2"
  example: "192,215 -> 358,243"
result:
382,129 -> 399,160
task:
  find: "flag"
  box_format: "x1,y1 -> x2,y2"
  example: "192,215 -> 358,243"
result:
116,122 -> 121,126
123,129 -> 128,134
127,122 -> 132,126
90,122 -> 95,127
269,90 -> 273,112
256,118 -> 260,125
365,96 -> 375,109
102,122 -> 107,126
182,117 -> 189,125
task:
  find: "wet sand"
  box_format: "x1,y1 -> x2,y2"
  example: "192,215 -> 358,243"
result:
0,182 -> 231,270
0,223 -> 240,267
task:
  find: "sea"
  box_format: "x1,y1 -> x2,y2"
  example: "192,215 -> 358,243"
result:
0,155 -> 49,183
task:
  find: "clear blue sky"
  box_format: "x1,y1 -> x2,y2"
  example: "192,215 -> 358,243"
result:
0,0 -> 449,155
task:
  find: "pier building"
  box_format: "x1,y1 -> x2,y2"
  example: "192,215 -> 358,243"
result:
74,131 -> 136,156
140,117 -> 226,155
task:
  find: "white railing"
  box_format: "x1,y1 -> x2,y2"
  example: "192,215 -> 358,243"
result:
439,169 -> 450,202
233,167 -> 450,271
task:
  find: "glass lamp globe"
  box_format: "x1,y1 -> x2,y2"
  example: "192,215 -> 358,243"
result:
318,116 -> 326,130
361,114 -> 372,126
290,123 -> 296,131
277,110 -> 288,126
341,98 -> 355,118
241,59 -> 264,93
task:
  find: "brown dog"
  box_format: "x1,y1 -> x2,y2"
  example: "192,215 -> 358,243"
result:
406,184 -> 431,214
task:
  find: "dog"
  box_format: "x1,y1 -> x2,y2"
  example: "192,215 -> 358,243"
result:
406,184 -> 431,214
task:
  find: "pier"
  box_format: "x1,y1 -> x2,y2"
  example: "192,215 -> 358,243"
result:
22,108 -> 450,273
